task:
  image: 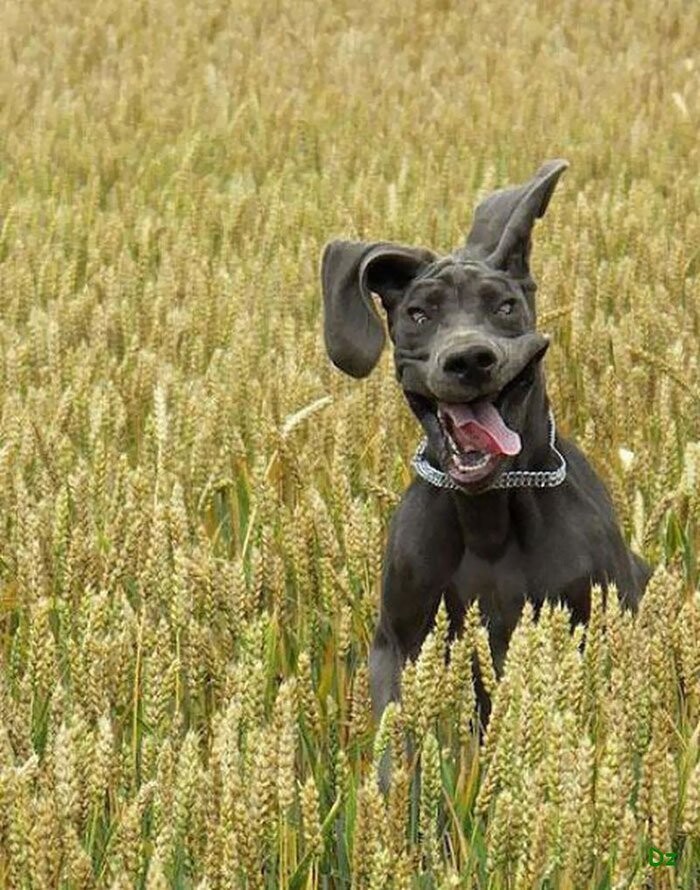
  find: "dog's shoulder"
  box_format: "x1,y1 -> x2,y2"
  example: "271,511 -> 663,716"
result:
553,435 -> 647,588
387,477 -> 459,542
557,435 -> 618,519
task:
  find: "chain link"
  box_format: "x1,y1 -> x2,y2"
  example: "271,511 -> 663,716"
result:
411,407 -> 567,492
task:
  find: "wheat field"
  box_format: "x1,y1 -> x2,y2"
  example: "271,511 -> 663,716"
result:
0,0 -> 699,887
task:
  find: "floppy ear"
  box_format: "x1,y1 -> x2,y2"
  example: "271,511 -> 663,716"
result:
461,159 -> 569,283
320,239 -> 437,378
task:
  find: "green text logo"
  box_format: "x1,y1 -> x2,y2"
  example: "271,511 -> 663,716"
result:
648,846 -> 677,867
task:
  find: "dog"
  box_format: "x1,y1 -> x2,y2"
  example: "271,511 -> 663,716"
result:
320,159 -> 651,757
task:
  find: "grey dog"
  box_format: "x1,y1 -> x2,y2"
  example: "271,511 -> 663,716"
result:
320,159 -> 650,761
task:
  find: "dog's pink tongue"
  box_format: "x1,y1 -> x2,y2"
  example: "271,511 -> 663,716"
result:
440,400 -> 522,456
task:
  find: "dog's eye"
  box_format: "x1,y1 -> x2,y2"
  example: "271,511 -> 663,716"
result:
495,299 -> 517,316
408,307 -> 430,325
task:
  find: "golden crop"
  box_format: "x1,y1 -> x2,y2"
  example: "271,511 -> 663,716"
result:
0,0 -> 698,887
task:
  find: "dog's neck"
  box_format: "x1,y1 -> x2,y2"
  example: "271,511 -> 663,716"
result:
445,380 -> 554,558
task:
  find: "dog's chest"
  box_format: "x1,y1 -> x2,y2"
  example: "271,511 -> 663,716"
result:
449,533 -> 593,608
450,543 -> 527,608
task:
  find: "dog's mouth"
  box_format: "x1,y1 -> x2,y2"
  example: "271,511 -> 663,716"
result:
437,399 -> 515,484
410,350 -> 540,487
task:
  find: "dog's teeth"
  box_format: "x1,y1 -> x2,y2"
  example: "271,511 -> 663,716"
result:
455,452 -> 491,472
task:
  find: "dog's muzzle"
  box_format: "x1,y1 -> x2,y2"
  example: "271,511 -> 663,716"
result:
419,331 -> 550,486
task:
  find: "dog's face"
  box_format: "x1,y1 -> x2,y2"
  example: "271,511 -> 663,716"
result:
387,261 -> 549,491
321,159 -> 568,493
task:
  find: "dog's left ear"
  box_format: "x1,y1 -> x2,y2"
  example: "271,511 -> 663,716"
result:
321,239 -> 437,378
461,159 -> 569,287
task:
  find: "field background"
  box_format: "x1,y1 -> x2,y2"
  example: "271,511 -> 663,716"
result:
0,0 -> 699,887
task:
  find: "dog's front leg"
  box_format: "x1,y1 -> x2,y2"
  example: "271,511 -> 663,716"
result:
369,480 -> 464,789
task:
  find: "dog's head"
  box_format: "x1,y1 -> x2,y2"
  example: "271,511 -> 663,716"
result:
321,159 -> 568,493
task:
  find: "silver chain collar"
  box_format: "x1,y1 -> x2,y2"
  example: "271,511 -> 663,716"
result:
411,407 -> 567,492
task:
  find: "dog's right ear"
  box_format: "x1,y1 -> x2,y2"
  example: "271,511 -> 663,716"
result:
320,239 -> 437,378
461,159 -> 568,290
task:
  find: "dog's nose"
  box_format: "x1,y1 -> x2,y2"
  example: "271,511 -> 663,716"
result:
442,344 -> 498,380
